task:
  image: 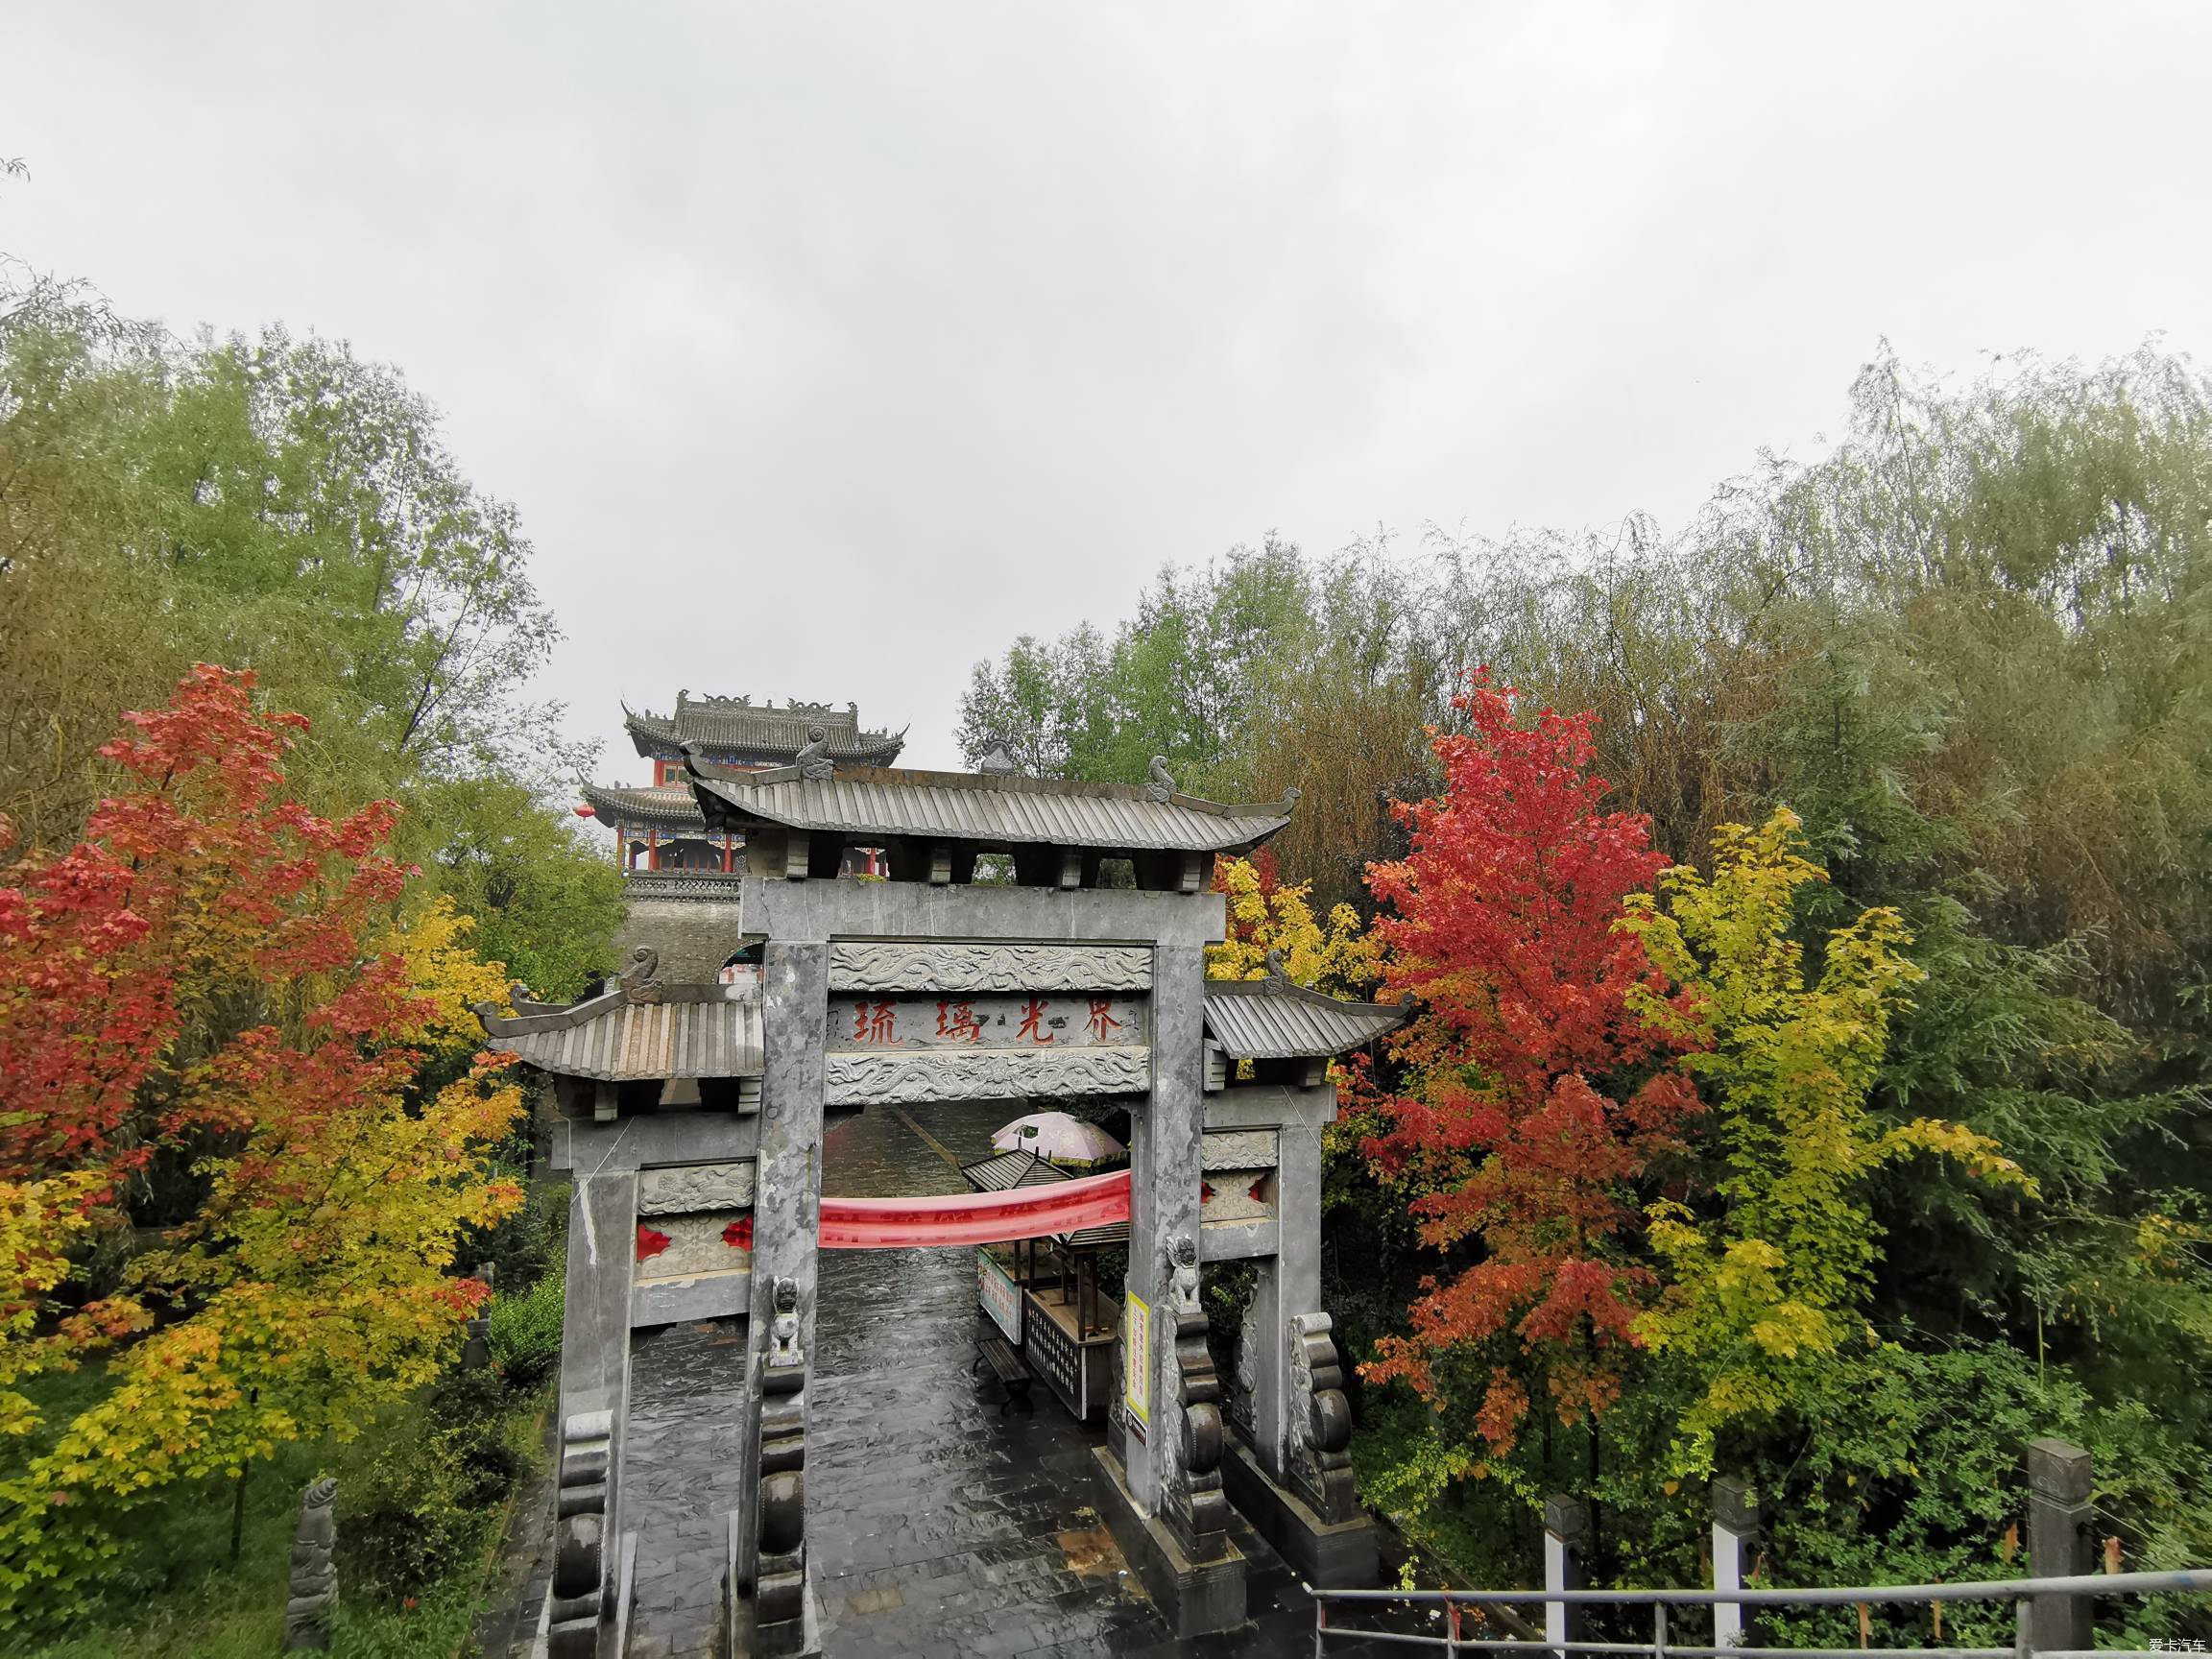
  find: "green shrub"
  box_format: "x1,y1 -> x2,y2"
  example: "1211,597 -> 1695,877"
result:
488,1265 -> 565,1393
339,1370 -> 527,1601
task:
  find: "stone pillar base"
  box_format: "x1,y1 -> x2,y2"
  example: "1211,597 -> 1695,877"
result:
1090,1445 -> 1246,1638
1221,1439 -> 1378,1588
726,1510 -> 820,1659
530,1531 -> 634,1659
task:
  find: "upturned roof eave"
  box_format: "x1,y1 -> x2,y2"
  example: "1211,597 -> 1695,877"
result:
579,782 -> 709,830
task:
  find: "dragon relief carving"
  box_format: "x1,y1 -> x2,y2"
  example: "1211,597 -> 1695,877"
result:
1163,1234 -> 1230,1562
1285,1311 -> 1358,1524
827,943 -> 1154,994
547,1410 -> 613,1657
753,1276 -> 810,1635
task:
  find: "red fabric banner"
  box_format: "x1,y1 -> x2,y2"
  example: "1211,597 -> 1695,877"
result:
818,1168 -> 1131,1249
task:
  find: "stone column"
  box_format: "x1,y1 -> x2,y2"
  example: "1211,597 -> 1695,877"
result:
1245,1260 -> 1284,1480
550,1172 -> 637,1656
1260,1099 -> 1326,1478
2028,1437 -> 2094,1653
1127,941 -> 1207,1521
735,940 -> 828,1653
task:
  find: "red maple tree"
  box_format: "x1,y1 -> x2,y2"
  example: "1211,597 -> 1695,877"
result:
0,667 -> 524,1616
1358,674 -> 1701,1450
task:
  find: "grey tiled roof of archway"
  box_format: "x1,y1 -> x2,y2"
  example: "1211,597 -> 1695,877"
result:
685,761 -> 1296,854
477,984 -> 763,1080
1201,978 -> 1407,1059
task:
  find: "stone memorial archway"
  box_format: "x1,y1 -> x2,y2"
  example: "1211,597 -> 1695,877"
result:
480,752 -> 1389,1658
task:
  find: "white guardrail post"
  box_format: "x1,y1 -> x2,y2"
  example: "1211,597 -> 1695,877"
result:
1712,1474 -> 1761,1653
1544,1495 -> 1590,1659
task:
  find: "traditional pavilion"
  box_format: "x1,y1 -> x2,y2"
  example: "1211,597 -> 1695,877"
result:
579,692 -> 906,875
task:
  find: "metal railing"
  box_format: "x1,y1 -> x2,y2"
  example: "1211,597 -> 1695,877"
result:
1312,1568 -> 2212,1659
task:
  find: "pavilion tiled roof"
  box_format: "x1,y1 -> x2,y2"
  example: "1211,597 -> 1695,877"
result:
477,982 -> 763,1081
1201,978 -> 1407,1060
624,692 -> 906,765
685,761 -> 1296,855
959,1149 -> 1071,1194
580,783 -> 709,833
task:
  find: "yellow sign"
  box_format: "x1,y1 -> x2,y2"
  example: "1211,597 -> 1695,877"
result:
1122,1290 -> 1150,1426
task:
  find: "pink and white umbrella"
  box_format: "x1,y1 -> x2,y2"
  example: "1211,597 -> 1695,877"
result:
991,1111 -> 1125,1166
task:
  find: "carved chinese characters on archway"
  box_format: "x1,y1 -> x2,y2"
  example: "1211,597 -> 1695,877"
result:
824,944 -> 1153,1105
828,995 -> 1146,1050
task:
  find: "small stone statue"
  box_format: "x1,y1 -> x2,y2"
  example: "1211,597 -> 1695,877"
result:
769,1276 -> 804,1367
1166,1233 -> 1201,1316
1146,755 -> 1176,802
282,1477 -> 338,1650
618,944 -> 660,989
1264,948 -> 1288,987
794,725 -> 836,780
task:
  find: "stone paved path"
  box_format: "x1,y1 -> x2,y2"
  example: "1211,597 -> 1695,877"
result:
623,1316 -> 749,1658
805,1102 -> 1394,1656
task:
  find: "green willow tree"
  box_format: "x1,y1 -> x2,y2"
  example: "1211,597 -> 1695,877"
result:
0,271 -> 622,991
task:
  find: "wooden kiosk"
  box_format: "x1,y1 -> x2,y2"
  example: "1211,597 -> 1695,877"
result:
961,1148 -> 1122,1422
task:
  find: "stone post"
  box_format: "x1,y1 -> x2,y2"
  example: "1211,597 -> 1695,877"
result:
461,1261 -> 495,1371
1544,1495 -> 1588,1659
282,1477 -> 338,1650
736,938 -> 827,1655
1711,1476 -> 1760,1653
2027,1437 -> 2094,1653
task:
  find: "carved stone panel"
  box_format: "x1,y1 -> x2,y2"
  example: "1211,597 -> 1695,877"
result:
637,1161 -> 757,1215
824,1046 -> 1150,1105
1199,1171 -> 1274,1223
633,1211 -> 753,1282
1201,1130 -> 1279,1172
828,943 -> 1153,994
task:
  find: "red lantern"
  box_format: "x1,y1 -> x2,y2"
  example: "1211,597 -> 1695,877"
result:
574,803 -> 596,818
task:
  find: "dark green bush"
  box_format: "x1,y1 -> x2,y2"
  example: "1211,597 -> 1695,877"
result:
340,1369 -> 529,1600
489,1266 -> 565,1393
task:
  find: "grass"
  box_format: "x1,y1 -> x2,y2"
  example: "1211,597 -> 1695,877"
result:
14,1358 -> 551,1659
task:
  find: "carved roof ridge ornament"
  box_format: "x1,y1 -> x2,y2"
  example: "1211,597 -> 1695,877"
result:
1263,949 -> 1288,989
619,945 -> 661,992
1146,755 -> 1175,803
793,724 -> 836,781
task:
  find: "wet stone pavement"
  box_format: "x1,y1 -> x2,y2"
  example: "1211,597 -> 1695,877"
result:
488,1098 -> 1404,1656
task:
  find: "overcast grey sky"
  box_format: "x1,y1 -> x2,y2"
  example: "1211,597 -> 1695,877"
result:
8,3 -> 2208,781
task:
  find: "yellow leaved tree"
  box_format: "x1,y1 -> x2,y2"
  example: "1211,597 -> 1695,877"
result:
1621,809 -> 2035,1475
1208,852 -> 1379,996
